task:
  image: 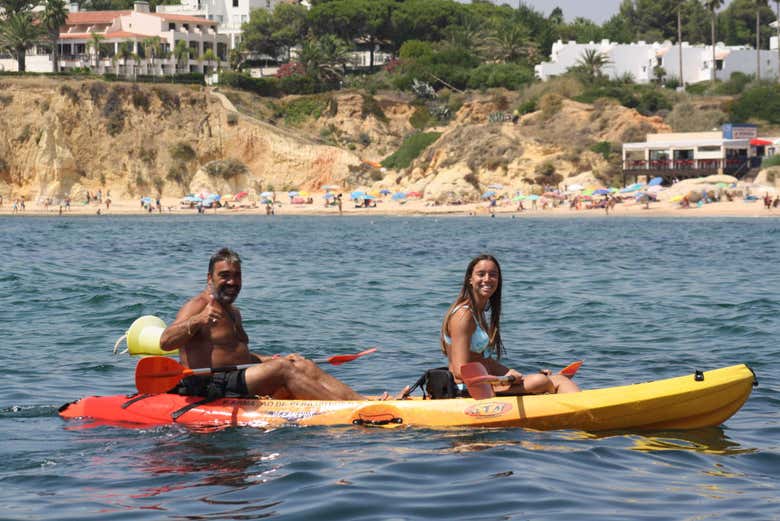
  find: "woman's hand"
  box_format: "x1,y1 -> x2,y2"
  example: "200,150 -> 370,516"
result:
493,368 -> 523,393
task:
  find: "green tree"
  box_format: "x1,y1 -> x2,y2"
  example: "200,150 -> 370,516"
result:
200,47 -> 217,73
482,20 -> 536,64
142,36 -> 161,75
270,2 -> 307,60
241,8 -> 277,58
309,0 -> 395,71
703,0 -> 725,83
0,11 -> 44,71
87,31 -> 105,69
116,40 -> 132,77
575,47 -> 612,82
719,0 -> 773,47
38,0 -> 69,73
390,0 -> 464,45
173,39 -> 189,73
298,33 -> 352,85
752,0 -> 769,80
0,0 -> 34,14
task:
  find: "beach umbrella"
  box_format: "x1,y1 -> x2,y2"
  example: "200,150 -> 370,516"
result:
407,191 -> 422,198
287,191 -> 299,197
324,192 -> 335,199
582,189 -> 594,196
648,177 -> 663,186
526,194 -> 540,201
592,188 -> 610,195
141,196 -> 153,204
391,192 -> 407,200
321,185 -> 339,190
260,191 -> 273,198
481,190 -> 496,199
512,194 -> 526,201
488,183 -> 504,190
234,191 -> 248,201
182,195 -> 201,203
669,195 -> 683,203
379,189 -> 392,195
350,190 -> 366,200
364,194 -> 376,200
646,185 -> 663,194
567,184 -> 584,191
621,183 -> 644,193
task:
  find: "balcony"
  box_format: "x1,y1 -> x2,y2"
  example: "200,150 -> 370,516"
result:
623,158 -> 761,178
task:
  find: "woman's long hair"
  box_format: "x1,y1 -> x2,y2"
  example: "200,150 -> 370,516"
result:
440,254 -> 504,359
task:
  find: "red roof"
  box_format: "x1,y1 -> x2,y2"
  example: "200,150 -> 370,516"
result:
66,11 -> 130,25
750,138 -> 773,146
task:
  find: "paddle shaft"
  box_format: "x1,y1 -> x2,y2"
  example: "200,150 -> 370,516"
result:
163,355 -> 365,379
135,348 -> 377,394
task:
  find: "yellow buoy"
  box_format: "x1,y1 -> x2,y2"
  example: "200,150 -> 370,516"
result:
114,315 -> 179,356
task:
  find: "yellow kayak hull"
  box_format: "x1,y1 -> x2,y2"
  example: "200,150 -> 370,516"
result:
59,365 -> 756,431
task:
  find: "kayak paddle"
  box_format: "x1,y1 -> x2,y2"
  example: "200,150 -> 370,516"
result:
461,360 -> 583,400
135,348 -> 377,394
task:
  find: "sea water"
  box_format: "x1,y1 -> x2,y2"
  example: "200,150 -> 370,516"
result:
0,215 -> 778,520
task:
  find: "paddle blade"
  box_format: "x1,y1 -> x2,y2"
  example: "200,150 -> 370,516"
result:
559,360 -> 583,378
135,356 -> 185,394
318,348 -> 377,366
461,362 -> 495,400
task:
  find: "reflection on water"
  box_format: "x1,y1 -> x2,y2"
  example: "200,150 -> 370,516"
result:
581,427 -> 756,455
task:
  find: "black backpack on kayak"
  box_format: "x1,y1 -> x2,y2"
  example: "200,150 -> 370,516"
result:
403,367 -> 459,399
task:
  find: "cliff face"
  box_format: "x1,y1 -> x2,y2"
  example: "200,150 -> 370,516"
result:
0,77 -> 361,200
0,78 -> 670,203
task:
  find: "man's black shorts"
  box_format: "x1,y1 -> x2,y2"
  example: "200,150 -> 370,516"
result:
171,369 -> 250,398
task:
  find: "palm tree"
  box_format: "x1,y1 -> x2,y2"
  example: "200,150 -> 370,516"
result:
576,48 -> 611,83
703,0 -> 724,83
115,41 -> 132,77
675,0 -> 685,87
298,34 -> 352,85
142,36 -> 161,75
754,0 -> 768,80
38,0 -> 68,73
199,47 -> 217,74
87,31 -> 105,70
483,22 -> 536,63
173,39 -> 189,74
0,11 -> 44,72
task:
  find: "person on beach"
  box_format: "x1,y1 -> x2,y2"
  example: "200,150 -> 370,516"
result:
440,254 -> 580,396
159,248 -> 366,400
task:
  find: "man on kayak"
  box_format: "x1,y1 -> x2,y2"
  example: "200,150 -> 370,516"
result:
159,248 -> 364,400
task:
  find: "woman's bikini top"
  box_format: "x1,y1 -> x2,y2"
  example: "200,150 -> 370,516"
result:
443,304 -> 493,358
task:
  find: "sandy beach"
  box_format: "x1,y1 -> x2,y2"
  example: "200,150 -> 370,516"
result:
1,192 -> 779,218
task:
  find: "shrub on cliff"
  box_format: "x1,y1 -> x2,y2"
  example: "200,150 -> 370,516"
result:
730,83 -> 780,124
381,131 -> 442,170
203,158 -> 249,179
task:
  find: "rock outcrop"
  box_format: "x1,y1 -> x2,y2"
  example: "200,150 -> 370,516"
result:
0,78 -> 672,203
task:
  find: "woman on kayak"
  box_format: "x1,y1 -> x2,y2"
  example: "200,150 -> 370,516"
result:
441,254 -> 580,395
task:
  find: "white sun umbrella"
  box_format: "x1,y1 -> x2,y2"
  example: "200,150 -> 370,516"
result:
567,184 -> 584,192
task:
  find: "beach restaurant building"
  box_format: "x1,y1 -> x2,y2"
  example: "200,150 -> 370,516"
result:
622,124 -> 772,184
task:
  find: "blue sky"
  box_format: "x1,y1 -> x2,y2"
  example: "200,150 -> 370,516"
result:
472,1 -> 736,24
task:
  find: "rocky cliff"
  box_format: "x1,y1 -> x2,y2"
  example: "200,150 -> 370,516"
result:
0,77 -> 670,203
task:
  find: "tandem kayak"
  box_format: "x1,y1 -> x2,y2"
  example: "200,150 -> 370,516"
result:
59,364 -> 757,431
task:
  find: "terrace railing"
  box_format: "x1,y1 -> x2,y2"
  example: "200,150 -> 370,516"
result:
623,158 -> 755,178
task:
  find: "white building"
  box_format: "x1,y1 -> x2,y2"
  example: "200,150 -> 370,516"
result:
0,1 -> 229,75
536,39 -> 780,84
156,0 -> 293,51
622,125 -> 767,184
